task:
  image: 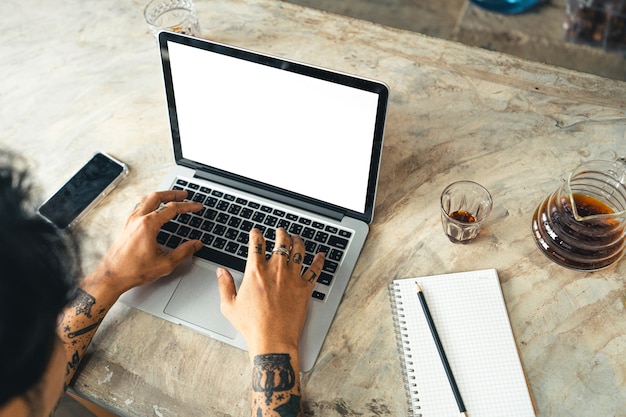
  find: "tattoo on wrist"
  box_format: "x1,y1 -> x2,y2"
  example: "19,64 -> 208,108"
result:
67,318 -> 103,338
252,354 -> 301,416
71,289 -> 95,318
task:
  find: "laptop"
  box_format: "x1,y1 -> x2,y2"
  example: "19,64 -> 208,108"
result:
121,31 -> 388,372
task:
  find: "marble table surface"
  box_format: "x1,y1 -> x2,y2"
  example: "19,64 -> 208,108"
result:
1,0 -> 625,416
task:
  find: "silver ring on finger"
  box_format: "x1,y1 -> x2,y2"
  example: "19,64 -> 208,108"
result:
155,203 -> 168,213
271,246 -> 290,257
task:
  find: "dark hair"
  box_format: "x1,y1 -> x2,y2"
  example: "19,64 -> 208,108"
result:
0,153 -> 79,407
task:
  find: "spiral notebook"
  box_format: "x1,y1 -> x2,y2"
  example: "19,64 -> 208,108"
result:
389,269 -> 536,417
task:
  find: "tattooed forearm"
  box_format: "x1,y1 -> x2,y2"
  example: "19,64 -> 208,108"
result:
58,288 -> 110,388
71,288 -> 96,318
252,354 -> 302,417
67,318 -> 103,338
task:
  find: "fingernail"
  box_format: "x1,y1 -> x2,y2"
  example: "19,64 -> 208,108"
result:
216,268 -> 225,278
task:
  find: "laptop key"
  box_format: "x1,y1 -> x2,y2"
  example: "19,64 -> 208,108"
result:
240,208 -> 254,219
314,231 -> 329,243
195,245 -> 246,273
317,245 -> 330,255
289,223 -> 303,235
189,216 -> 203,228
201,233 -> 214,246
213,237 -> 227,249
166,235 -> 182,248
177,225 -> 191,237
228,204 -> 242,216
323,260 -> 338,274
264,228 -> 276,241
216,200 -> 229,211
216,213 -> 229,224
305,240 -> 317,253
162,221 -> 179,233
317,272 -> 333,286
339,230 -> 352,239
311,291 -> 326,301
237,232 -> 249,244
225,228 -> 239,240
225,241 -> 239,254
325,225 -> 338,234
240,220 -> 254,232
264,215 -> 278,227
328,235 -> 348,250
193,193 -> 207,204
189,229 -> 202,240
252,212 -> 265,223
228,217 -> 241,228
328,249 -> 344,262
204,208 -> 217,220
157,231 -> 170,244
201,220 -> 215,232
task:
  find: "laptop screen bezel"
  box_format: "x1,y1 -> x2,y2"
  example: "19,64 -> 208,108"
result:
158,31 -> 388,224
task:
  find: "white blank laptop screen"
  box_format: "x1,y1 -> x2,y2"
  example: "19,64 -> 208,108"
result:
167,41 -> 380,214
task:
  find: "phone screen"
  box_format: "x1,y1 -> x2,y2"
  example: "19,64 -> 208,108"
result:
38,153 -> 127,229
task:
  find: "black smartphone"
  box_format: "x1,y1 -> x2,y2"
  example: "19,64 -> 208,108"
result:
38,152 -> 129,229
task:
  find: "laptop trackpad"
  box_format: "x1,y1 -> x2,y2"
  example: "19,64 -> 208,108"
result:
164,262 -> 238,340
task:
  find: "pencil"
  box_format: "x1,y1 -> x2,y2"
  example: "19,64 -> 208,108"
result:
416,282 -> 468,417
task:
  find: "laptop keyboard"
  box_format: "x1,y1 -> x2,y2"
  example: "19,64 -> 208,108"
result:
157,178 -> 354,302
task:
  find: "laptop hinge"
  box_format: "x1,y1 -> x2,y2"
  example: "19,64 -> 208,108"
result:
194,170 -> 344,221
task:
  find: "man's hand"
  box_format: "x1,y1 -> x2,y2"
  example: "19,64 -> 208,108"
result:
217,227 -> 325,357
217,227 -> 324,416
86,190 -> 202,297
60,190 -> 203,388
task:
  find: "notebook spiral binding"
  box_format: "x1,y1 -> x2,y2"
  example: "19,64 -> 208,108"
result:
388,282 -> 423,417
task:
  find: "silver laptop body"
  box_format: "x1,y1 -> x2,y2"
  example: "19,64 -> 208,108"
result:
121,32 -> 388,372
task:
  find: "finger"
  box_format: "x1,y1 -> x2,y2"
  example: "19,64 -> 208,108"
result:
303,252 -> 325,285
247,228 -> 266,264
216,267 -> 237,314
137,190 -> 191,215
271,228 -> 292,261
290,235 -> 305,270
152,200 -> 203,223
162,239 -> 203,271
132,195 -> 149,213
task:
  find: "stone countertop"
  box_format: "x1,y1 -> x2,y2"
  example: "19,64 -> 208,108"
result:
1,0 -> 625,416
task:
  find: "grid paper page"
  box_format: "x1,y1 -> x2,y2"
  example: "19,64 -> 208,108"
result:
392,269 -> 535,417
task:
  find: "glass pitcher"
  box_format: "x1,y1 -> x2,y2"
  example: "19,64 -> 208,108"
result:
532,158 -> 626,271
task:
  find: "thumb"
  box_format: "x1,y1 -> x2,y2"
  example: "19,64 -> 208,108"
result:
216,267 -> 237,313
167,239 -> 202,265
